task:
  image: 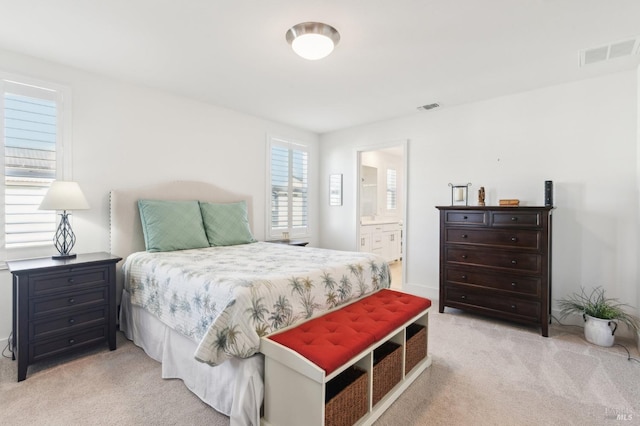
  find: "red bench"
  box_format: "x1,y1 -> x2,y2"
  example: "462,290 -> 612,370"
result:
268,289 -> 432,374
261,289 -> 432,426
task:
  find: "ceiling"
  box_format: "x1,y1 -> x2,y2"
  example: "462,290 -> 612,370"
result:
1,0 -> 639,134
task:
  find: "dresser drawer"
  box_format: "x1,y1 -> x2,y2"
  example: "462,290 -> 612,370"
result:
444,210 -> 488,225
491,211 -> 541,228
29,266 -> 109,297
29,307 -> 107,341
444,267 -> 541,296
31,287 -> 108,318
444,285 -> 540,320
445,247 -> 541,273
29,326 -> 108,362
445,228 -> 540,250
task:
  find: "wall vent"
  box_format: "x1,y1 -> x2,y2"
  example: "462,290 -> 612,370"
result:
580,37 -> 640,66
417,103 -> 440,111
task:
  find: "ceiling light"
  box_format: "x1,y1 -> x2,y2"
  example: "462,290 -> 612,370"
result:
286,22 -> 340,60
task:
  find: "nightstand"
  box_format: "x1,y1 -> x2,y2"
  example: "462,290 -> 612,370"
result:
7,252 -> 122,381
266,239 -> 309,247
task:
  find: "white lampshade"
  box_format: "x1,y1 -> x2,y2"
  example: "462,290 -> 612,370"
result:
286,22 -> 340,60
39,181 -> 90,211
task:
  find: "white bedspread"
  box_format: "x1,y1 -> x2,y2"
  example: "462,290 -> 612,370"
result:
123,242 -> 390,365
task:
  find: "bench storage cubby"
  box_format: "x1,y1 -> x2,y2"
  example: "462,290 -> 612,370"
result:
372,341 -> 402,406
260,289 -> 432,426
405,323 -> 427,374
325,366 -> 368,426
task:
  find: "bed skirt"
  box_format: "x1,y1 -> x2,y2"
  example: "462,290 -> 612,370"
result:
119,289 -> 264,426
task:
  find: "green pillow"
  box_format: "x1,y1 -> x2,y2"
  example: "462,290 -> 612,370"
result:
138,200 -> 209,252
199,201 -> 256,246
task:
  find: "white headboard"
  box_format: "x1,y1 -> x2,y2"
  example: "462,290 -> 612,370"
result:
109,180 -> 253,304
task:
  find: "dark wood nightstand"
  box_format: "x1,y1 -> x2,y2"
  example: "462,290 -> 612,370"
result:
7,252 -> 122,381
266,239 -> 309,247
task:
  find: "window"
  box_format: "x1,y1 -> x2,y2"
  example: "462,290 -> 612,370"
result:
268,136 -> 309,239
1,76 -> 68,260
386,168 -> 397,210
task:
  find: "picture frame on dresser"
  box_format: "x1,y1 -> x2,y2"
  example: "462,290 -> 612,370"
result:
436,206 -> 553,336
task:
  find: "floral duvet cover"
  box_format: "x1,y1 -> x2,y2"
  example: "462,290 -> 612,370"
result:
123,242 -> 390,365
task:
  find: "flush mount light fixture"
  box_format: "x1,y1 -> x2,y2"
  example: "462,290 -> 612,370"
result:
286,22 -> 340,60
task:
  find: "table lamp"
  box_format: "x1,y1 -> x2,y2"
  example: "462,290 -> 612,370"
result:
38,181 -> 90,259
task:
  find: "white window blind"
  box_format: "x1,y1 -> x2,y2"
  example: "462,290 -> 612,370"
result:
268,137 -> 309,239
386,168 -> 397,210
1,78 -> 64,256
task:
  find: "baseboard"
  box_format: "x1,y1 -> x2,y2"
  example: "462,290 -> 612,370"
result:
402,282 -> 439,302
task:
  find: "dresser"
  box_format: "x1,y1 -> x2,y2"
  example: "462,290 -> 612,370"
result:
7,252 -> 122,381
436,206 -> 552,336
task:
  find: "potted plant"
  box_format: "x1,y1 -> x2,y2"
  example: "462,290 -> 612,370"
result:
557,287 -> 640,347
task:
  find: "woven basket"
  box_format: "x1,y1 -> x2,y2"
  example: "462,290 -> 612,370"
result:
405,323 -> 427,374
372,341 -> 402,406
325,366 -> 368,426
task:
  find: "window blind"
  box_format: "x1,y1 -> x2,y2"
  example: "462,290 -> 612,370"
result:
269,137 -> 309,238
386,168 -> 397,210
2,80 -> 60,250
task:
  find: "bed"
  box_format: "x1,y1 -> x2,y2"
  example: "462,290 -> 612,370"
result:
110,181 -> 390,426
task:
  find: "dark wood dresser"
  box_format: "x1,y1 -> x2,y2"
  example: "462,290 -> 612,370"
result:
436,206 -> 553,336
7,252 -> 122,381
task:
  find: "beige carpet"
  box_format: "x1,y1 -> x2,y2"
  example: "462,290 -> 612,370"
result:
1,310 -> 638,426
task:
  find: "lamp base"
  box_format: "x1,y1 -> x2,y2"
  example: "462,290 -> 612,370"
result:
52,253 -> 77,260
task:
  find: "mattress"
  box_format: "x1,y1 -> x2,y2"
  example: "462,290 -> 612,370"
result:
123,241 -> 390,365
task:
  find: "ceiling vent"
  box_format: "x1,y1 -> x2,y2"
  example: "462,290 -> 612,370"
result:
417,103 -> 440,111
580,37 -> 640,66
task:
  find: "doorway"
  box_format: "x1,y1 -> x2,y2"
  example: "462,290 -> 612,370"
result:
356,141 -> 407,290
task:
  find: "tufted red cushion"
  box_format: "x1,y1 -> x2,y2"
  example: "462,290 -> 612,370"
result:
267,289 -> 431,374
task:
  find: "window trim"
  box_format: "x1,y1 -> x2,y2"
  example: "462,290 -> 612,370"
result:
266,134 -> 310,240
0,72 -> 72,263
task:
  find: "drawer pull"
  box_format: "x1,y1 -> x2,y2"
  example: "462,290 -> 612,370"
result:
461,234 -> 468,238
461,275 -> 467,280
511,217 -> 518,221
460,295 -> 467,300
463,216 -> 468,220
68,318 -> 75,325
68,278 -> 74,284
511,282 -> 517,287
511,260 -> 517,264
68,338 -> 76,345
510,237 -> 517,242
68,298 -> 76,304
511,305 -> 517,310
461,255 -> 468,259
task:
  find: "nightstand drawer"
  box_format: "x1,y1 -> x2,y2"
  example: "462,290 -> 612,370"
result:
31,287 -> 108,318
445,228 -> 540,250
30,266 -> 108,297
30,307 -> 107,340
30,326 -> 108,362
445,247 -> 541,273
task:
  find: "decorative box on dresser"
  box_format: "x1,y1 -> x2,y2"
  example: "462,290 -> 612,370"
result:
436,206 -> 553,336
7,252 -> 122,381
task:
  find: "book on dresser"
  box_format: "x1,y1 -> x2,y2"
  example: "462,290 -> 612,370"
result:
436,206 -> 553,336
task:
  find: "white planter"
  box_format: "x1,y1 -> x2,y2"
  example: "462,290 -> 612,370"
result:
583,314 -> 617,347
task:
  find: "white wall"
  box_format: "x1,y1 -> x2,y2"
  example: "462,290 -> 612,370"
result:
320,71 -> 639,332
0,48 -> 320,338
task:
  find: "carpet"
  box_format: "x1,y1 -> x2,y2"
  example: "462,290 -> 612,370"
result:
1,309 -> 638,425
